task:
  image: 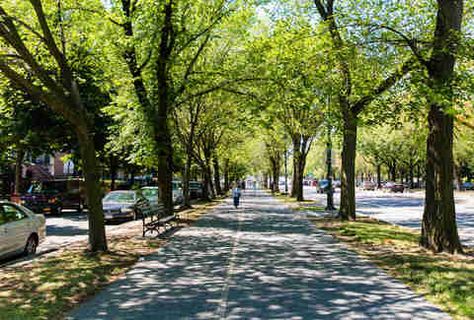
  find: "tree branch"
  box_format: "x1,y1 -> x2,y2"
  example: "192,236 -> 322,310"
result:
352,57 -> 418,115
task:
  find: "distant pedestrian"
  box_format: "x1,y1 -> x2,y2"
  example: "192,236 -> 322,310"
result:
232,184 -> 242,209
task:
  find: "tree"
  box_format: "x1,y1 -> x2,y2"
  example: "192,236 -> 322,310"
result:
313,0 -> 417,220
0,1 -> 107,251
420,0 -> 464,253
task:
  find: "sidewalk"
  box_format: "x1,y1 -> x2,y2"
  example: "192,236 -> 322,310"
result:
69,190 -> 449,319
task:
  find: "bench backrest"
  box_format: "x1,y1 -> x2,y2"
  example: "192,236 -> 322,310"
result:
140,203 -> 165,220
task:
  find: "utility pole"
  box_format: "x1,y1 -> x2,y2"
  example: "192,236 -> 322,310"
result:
326,95 -> 336,211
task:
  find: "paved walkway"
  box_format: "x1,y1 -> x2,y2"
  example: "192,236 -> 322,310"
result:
69,191 -> 449,319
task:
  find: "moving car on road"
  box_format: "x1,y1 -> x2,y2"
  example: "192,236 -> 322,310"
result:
316,179 -> 331,194
0,201 -> 46,258
102,190 -> 147,222
383,182 -> 405,193
362,181 -> 376,191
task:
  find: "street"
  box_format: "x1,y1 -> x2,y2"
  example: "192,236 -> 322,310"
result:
0,210 -> 139,266
39,210 -> 138,254
304,186 -> 474,247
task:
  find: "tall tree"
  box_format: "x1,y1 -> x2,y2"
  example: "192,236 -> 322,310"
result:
421,0 -> 464,253
313,0 -> 416,220
0,1 -> 107,251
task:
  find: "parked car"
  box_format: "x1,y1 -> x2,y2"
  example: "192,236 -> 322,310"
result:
189,181 -> 204,199
140,181 -> 184,206
383,182 -> 405,193
0,201 -> 46,259
362,181 -> 376,191
21,179 -> 85,214
102,190 -> 147,221
461,181 -> 474,191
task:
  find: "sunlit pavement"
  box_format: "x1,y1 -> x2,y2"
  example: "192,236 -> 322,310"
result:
69,190 -> 448,320
304,186 -> 474,247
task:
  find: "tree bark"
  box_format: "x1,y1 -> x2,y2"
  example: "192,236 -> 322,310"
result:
291,136 -> 301,198
421,0 -> 463,254
14,148 -> 24,195
376,164 -> 382,189
213,153 -> 222,196
339,112 -> 357,220
77,131 -> 108,252
223,158 -> 229,192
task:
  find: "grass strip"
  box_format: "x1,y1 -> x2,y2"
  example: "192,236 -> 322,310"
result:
310,216 -> 474,320
0,199 -> 222,320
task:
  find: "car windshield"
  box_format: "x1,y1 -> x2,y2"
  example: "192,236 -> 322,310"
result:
28,182 -> 65,193
141,188 -> 158,200
103,192 -> 135,203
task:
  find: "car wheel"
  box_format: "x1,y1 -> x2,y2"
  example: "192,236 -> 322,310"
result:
24,235 -> 38,256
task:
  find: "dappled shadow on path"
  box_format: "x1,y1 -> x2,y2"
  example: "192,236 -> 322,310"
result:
69,191 -> 448,320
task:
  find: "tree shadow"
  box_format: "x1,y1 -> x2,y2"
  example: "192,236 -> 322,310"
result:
68,192 -> 449,319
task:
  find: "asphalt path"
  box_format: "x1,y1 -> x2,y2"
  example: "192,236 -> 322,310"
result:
70,190 -> 448,320
303,186 -> 474,247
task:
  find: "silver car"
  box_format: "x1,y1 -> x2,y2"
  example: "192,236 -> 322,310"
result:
0,201 -> 46,259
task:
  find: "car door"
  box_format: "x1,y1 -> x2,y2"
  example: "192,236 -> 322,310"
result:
2,204 -> 30,254
0,207 -> 10,256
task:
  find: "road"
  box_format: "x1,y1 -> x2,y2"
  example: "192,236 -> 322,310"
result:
0,210 -> 137,266
304,186 -> 474,247
39,210 -> 137,254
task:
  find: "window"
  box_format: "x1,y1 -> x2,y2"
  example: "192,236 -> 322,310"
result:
2,204 -> 26,222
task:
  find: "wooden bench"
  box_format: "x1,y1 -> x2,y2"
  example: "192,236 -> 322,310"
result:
140,203 -> 179,237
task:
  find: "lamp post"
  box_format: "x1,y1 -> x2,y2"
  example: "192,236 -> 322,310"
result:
326,95 -> 336,211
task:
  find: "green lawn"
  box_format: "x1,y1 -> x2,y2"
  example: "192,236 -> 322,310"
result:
311,217 -> 474,320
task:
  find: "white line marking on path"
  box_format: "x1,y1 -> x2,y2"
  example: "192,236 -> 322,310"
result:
216,207 -> 243,319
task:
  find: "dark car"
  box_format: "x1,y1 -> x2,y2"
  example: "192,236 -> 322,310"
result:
383,182 -> 404,193
316,179 -> 331,194
189,181 -> 204,199
21,179 -> 85,214
102,190 -> 148,222
461,182 -> 474,191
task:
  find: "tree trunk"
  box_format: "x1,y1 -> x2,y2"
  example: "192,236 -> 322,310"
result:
339,112 -> 357,220
263,172 -> 268,189
182,150 -> 192,208
201,164 -> 211,201
14,148 -> 24,195
223,158 -> 229,192
213,153 -> 222,196
376,164 -> 381,189
109,157 -> 117,191
77,131 -> 107,252
421,0 -> 463,254
155,120 -> 173,214
291,137 -> 301,198
295,151 -> 306,201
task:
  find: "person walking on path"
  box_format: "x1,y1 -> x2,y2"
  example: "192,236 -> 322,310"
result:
232,183 -> 242,208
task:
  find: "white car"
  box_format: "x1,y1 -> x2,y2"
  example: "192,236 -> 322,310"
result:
0,201 -> 46,259
141,182 -> 184,206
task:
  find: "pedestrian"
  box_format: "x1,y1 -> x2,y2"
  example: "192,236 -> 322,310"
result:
232,183 -> 242,209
